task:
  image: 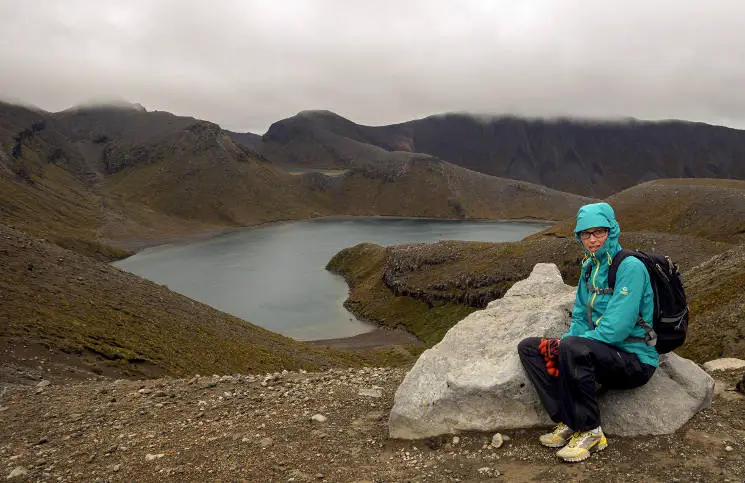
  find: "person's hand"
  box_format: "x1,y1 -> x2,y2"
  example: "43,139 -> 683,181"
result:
539,338 -> 561,377
544,338 -> 560,359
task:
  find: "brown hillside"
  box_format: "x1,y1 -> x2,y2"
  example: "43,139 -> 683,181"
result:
677,243 -> 745,363
304,156 -> 594,221
0,224 -> 414,383
532,178 -> 745,243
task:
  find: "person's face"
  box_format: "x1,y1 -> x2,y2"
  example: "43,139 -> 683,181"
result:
579,227 -> 609,253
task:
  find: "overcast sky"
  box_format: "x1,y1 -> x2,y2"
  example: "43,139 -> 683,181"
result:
1,1 -> 744,133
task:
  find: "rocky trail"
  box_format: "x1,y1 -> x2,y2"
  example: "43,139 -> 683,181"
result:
1,365 -> 744,482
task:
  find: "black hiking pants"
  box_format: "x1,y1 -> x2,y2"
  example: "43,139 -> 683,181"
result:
517,336 -> 656,432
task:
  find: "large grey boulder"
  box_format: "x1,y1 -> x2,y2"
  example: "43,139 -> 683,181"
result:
389,263 -> 715,439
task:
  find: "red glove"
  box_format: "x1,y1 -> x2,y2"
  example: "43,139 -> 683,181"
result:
539,338 -> 561,377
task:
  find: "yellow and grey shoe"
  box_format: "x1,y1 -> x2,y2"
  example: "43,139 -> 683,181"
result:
555,429 -> 608,462
539,422 -> 574,448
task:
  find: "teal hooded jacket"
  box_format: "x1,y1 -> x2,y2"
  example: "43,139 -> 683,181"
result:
563,202 -> 658,367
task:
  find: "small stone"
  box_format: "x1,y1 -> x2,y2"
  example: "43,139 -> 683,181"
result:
311,414 -> 327,423
725,445 -> 734,452
365,411 -> 384,421
145,453 -> 165,461
6,467 -> 28,479
259,437 -> 273,448
138,388 -> 152,395
452,436 -> 460,445
36,380 -> 50,388
491,433 -> 504,449
112,464 -> 121,472
358,388 -> 382,398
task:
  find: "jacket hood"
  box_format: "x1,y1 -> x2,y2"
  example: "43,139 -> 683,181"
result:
574,202 -> 622,258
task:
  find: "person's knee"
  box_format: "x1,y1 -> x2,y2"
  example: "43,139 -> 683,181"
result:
560,336 -> 590,359
518,337 -> 541,356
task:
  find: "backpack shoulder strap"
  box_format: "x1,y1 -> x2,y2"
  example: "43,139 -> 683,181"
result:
583,261 -> 592,284
608,249 -> 637,289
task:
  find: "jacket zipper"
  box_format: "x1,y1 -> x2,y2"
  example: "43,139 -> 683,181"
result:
589,254 -> 600,327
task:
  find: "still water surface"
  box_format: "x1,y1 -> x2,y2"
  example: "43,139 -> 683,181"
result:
114,218 -> 550,340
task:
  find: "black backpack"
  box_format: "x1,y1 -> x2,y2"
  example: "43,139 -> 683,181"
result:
584,249 -> 689,353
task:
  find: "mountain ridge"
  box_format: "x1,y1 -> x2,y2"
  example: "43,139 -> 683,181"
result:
0,101 -> 591,253
252,110 -> 745,197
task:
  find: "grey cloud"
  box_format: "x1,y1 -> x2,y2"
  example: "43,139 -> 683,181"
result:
1,0 -> 744,133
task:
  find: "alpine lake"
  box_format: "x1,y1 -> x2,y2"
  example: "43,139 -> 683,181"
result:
114,218 -> 551,341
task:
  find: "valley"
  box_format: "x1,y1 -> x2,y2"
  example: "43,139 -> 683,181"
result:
1,101 -> 745,481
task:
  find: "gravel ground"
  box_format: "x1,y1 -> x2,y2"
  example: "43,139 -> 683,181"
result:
1,366 -> 744,482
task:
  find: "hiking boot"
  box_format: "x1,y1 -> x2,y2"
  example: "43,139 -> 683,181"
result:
556,429 -> 608,462
539,422 -> 574,448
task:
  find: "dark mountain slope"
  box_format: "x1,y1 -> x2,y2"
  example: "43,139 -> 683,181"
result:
53,104 -> 222,174
258,110 -> 396,169
225,130 -> 262,148
258,111 -> 745,197
0,102 -> 120,258
0,104 -> 324,248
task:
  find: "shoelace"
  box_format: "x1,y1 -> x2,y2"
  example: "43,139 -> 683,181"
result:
566,432 -> 586,448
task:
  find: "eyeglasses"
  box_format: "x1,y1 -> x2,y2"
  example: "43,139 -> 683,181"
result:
579,228 -> 609,240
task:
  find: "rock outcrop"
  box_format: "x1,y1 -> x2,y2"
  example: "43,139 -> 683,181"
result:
389,263 -> 715,439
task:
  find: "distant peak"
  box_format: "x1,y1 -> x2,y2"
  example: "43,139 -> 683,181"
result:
297,109 -> 343,119
62,98 -> 147,113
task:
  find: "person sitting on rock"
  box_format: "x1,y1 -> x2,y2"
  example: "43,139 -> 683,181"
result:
517,202 -> 657,463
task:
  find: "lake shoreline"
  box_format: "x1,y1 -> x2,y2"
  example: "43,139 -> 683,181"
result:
112,217 -> 552,350
111,215 -> 557,254
304,325 -> 424,349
